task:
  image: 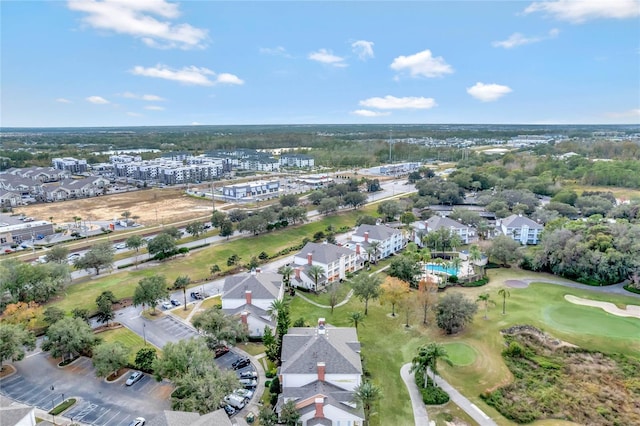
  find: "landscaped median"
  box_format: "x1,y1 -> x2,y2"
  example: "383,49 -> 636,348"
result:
49,398 -> 76,416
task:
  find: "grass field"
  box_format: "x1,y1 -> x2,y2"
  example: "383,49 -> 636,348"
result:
288,268 -> 640,426
99,327 -> 161,365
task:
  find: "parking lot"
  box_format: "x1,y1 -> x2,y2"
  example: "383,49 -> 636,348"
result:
214,350 -> 259,417
0,354 -> 171,426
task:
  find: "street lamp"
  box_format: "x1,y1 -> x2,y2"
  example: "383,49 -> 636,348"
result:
143,322 -> 147,346
50,386 -> 56,425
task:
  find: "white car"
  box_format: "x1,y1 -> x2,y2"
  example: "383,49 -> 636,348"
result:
234,388 -> 254,401
161,301 -> 172,310
114,243 -> 127,249
125,371 -> 143,386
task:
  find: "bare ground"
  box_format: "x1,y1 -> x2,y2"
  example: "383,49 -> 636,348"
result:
13,188 -> 218,226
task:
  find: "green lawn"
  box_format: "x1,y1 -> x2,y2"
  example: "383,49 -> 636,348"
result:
99,327 -> 161,365
289,268 -> 640,426
51,206 -> 376,315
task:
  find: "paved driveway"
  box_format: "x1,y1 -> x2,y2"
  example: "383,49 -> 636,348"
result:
0,353 -> 171,426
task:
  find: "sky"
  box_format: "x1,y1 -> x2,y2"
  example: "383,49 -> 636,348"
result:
1,0 -> 639,127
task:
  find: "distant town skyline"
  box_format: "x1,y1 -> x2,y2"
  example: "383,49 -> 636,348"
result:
1,0 -> 639,127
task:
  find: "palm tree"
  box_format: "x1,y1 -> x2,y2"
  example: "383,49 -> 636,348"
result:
267,298 -> 288,322
410,343 -> 451,388
348,311 -> 364,330
351,381 -> 382,426
498,288 -> 511,315
369,241 -> 381,264
365,247 -> 376,266
477,292 -> 495,319
172,275 -> 190,310
279,265 -> 294,289
469,245 -> 482,276
307,265 -> 325,293
450,256 -> 462,277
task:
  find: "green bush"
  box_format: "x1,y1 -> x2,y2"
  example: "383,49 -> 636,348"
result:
415,370 -> 450,405
461,277 -> 489,287
624,285 -> 640,295
49,398 -> 76,415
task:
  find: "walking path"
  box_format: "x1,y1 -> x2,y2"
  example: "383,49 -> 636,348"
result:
506,277 -> 640,298
399,364 -> 432,426
295,289 -> 355,308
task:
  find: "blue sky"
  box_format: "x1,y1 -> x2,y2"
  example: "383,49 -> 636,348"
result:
1,0 -> 639,127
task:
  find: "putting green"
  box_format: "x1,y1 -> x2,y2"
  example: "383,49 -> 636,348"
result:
443,342 -> 478,366
541,304 -> 640,340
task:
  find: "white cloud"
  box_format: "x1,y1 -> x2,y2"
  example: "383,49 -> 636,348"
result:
352,109 -> 391,117
67,0 -> 208,49
524,0 -> 640,23
144,105 -> 165,111
492,28 -> 559,49
191,122 -> 202,125
130,64 -> 244,86
605,108 -> 640,119
259,46 -> 291,57
308,49 -> 348,67
215,73 -> 245,85
127,112 -> 143,117
466,82 -> 513,102
359,95 -> 437,110
122,92 -> 165,101
56,98 -> 72,103
86,95 -> 110,104
351,40 -> 374,60
390,49 -> 453,78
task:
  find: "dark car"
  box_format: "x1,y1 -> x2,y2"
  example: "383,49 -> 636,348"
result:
223,404 -> 236,416
190,291 -> 204,300
232,357 -> 251,370
128,417 -> 145,426
170,299 -> 181,306
125,371 -> 143,386
214,345 -> 230,358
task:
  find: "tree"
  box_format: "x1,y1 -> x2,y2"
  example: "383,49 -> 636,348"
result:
1,302 -> 42,330
133,275 -> 169,314
308,190 -> 326,205
308,265 -> 325,292
0,260 -> 69,304
348,311 -> 365,330
219,219 -> 234,239
45,246 -> 69,264
351,273 -> 383,315
498,288 -> 511,315
435,293 -> 478,335
328,283 -> 340,313
92,342 -> 130,378
388,255 -> 422,287
121,210 -> 132,220
476,292 -> 495,320
352,381 -> 382,426
468,245 -> 482,276
377,201 -> 403,222
487,235 -> 523,266
318,197 -> 339,215
368,241 -> 381,264
279,265 -> 294,289
95,291 -> 117,326
185,221 -> 204,238
135,347 -> 157,372
147,233 -> 177,260
210,264 -> 221,275
153,338 -> 213,380
211,210 -> 227,228
0,323 -> 35,369
279,193 -> 299,207
258,406 -> 278,426
416,277 -> 438,325
125,235 -> 145,268
43,306 -> 65,325
343,191 -> 368,209
380,277 -> 410,317
263,326 -> 278,362
399,294 -> 417,328
42,317 -> 96,362
410,343 -> 451,387
280,399 -> 301,426
172,275 -> 191,311
71,307 -> 90,324
74,241 -> 114,275
192,307 -> 247,349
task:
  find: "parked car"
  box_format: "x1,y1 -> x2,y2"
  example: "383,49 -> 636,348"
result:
214,345 -> 230,358
238,370 -> 257,379
223,405 -> 236,416
190,291 -> 204,300
234,388 -> 254,401
125,371 -> 143,386
232,357 -> 251,370
114,243 -> 127,249
223,394 -> 246,410
170,299 -> 181,306
161,301 -> 172,310
128,417 -> 145,426
239,378 -> 257,389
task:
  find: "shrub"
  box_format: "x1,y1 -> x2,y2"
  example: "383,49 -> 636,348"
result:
623,285 -> 640,295
416,370 -> 449,405
49,398 -> 76,415
461,277 -> 489,287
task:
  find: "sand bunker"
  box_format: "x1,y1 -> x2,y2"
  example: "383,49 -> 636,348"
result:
564,295 -> 640,319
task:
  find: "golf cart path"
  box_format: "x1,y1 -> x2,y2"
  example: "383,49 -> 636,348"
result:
505,277 -> 640,298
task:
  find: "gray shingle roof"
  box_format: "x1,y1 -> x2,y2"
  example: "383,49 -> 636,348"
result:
353,223 -> 401,241
222,272 -> 281,300
147,408 -> 231,426
501,214 -> 543,229
222,303 -> 275,327
280,380 -> 364,420
425,215 -> 467,230
296,242 -> 354,265
281,326 -> 362,376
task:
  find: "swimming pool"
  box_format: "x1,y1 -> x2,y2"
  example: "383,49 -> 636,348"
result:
425,264 -> 460,276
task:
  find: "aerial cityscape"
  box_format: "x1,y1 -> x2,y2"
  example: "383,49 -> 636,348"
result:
1,1 -> 639,426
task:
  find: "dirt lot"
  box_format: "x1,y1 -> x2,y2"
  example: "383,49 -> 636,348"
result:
13,188 -> 218,225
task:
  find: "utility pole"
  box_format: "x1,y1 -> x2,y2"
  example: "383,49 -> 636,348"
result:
388,129 -> 393,163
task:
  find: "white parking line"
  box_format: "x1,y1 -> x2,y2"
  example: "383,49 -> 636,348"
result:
25,350 -> 43,358
91,407 -> 112,424
100,410 -> 123,426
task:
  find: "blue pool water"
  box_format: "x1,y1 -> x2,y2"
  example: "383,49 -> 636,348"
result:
425,264 -> 460,276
